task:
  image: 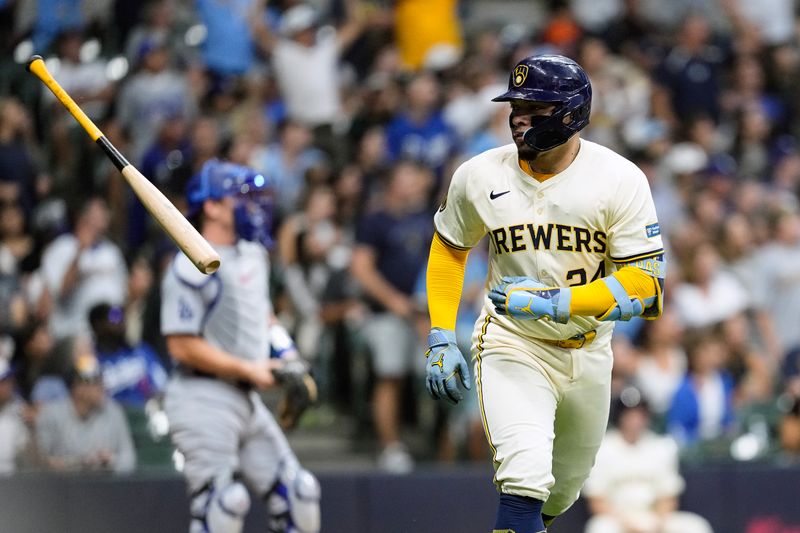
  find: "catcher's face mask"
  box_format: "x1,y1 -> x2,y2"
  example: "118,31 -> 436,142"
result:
186,159 -> 275,247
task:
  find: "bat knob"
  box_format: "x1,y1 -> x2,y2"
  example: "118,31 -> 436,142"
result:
26,55 -> 44,72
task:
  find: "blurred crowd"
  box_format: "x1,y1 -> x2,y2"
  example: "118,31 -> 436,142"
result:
1,0 -> 800,482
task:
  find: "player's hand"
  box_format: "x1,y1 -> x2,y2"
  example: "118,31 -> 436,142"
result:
242,360 -> 276,389
488,276 -> 572,324
425,328 -> 471,404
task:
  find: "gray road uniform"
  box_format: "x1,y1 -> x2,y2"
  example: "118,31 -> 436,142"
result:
161,241 -> 319,533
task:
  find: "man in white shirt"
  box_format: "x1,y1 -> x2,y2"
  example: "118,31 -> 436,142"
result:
584,389 -> 712,533
40,197 -> 127,340
252,0 -> 365,162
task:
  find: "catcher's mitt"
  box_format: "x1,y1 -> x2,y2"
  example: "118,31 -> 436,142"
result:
272,359 -> 318,430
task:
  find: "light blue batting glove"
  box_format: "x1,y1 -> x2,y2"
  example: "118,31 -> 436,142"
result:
425,328 -> 471,405
488,276 -> 572,324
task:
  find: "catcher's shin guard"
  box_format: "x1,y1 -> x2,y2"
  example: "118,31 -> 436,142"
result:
266,462 -> 320,533
190,477 -> 251,533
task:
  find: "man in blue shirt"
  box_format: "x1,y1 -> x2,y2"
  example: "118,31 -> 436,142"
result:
196,0 -> 257,77
350,160 -> 434,472
386,72 -> 459,180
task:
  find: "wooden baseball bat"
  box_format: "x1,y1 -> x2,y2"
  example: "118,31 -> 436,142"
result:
26,55 -> 220,275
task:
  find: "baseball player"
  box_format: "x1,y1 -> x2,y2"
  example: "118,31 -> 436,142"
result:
424,55 -> 665,533
161,160 -> 320,533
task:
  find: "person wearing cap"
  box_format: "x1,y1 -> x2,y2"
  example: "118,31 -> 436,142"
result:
88,302 -> 167,410
583,388 -> 712,533
252,0 -> 366,161
34,353 -> 136,473
0,349 -> 30,475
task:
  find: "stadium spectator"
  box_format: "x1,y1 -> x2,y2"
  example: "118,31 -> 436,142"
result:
43,30 -> 114,123
253,0 -> 366,160
35,354 -> 135,473
718,313 -> 774,407
351,160 -> 434,472
757,208 -> 800,357
0,97 -> 38,213
116,34 -> 196,162
277,185 -> 349,357
11,319 -> 62,404
719,213 -> 782,360
40,196 -> 127,340
655,14 -> 726,122
0,179 -> 37,272
385,72 -> 459,179
672,241 -> 750,328
0,181 -> 29,336
632,310 -> 687,419
732,101 -> 774,182
584,389 -> 713,533
577,35 -> 651,152
251,119 -> 327,219
667,333 -> 736,448
0,346 -> 30,475
123,255 -> 153,346
442,59 -> 505,142
88,302 -> 166,410
124,0 -> 191,69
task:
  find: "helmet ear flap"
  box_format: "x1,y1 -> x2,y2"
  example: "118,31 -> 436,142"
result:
572,101 -> 591,124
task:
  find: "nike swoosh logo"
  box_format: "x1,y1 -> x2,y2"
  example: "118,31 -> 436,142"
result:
490,190 -> 510,200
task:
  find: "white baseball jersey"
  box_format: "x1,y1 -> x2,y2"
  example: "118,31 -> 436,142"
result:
435,139 -> 664,340
161,240 -> 272,362
583,429 -> 684,513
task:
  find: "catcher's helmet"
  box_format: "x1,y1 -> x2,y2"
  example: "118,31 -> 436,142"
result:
493,54 -> 592,152
186,159 -> 274,246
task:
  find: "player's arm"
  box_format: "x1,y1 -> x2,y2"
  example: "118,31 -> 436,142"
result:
424,162 -> 485,404
488,259 -> 663,323
427,232 -> 470,330
571,256 -> 665,320
166,334 -> 273,386
161,257 -> 274,389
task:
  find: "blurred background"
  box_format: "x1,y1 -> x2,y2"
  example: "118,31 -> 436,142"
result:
1,0 -> 800,531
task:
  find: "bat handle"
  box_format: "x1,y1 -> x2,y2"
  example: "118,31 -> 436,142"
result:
26,55 -> 104,141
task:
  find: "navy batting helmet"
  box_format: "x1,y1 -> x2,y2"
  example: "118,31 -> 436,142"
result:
493,54 -> 592,152
186,159 -> 274,246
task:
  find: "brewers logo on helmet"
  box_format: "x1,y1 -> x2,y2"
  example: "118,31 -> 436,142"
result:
513,65 -> 529,87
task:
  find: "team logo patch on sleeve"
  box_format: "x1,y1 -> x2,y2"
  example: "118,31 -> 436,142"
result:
179,297 -> 194,321
645,223 -> 661,238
